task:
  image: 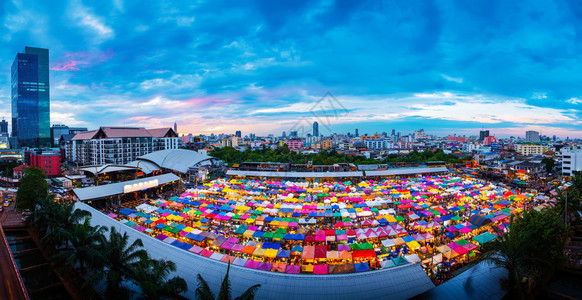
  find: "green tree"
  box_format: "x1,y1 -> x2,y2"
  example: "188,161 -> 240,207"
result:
541,157 -> 555,173
88,226 -> 148,300
196,263 -> 261,300
483,209 -> 567,298
17,167 -> 49,210
52,217 -> 108,274
43,203 -> 90,249
131,256 -> 188,300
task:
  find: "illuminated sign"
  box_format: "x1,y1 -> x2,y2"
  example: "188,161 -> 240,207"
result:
123,179 -> 159,193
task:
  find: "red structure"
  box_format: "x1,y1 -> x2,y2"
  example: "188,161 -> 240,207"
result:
446,135 -> 466,142
483,136 -> 498,145
30,152 -> 61,177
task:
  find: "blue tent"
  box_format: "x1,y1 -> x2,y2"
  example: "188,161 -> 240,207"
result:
355,262 -> 370,272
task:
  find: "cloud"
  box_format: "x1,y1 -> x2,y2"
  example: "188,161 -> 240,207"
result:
51,50 -> 116,71
441,74 -> 463,83
566,97 -> 582,105
1,0 -> 582,137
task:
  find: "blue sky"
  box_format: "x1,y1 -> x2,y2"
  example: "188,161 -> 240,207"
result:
1,0 -> 581,138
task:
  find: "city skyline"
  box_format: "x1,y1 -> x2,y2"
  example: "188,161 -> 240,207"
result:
0,1 -> 581,138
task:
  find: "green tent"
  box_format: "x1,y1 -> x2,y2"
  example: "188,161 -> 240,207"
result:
473,232 -> 497,244
451,216 -> 462,221
233,225 -> 248,234
455,239 -> 469,246
392,256 -> 409,266
350,242 -> 374,250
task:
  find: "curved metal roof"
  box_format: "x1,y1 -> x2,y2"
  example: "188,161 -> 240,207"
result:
137,149 -> 215,173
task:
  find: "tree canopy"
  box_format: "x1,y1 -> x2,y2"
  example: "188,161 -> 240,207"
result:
17,166 -> 49,210
211,146 -> 470,166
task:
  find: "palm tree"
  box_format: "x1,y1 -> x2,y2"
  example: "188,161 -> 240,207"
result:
131,255 -> 188,299
481,218 -> 548,299
31,194 -> 59,236
196,263 -> 261,300
51,217 -> 108,274
88,226 -> 148,300
43,202 -> 90,249
555,188 -> 582,223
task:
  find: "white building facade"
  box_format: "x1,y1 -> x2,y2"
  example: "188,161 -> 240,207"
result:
65,127 -> 179,165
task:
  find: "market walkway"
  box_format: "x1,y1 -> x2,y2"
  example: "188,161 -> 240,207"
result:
413,260 -> 506,300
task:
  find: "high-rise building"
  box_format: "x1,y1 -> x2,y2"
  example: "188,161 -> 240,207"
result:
479,130 -> 489,142
525,130 -> 540,143
12,46 -> 50,148
0,119 -> 8,137
235,130 -> 242,138
355,129 -> 359,137
174,122 -> 178,134
313,121 -> 319,137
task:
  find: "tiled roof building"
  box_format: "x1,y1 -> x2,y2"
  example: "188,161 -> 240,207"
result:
65,127 -> 179,165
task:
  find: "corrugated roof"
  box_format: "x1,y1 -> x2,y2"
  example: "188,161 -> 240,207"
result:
73,173 -> 179,201
365,167 -> 448,176
226,170 -> 364,178
137,149 -> 215,173
79,164 -> 137,175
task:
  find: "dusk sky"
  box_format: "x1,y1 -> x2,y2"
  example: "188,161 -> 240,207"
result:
1,0 -> 581,138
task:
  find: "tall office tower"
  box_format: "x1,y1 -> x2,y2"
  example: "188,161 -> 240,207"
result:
525,130 -> 540,143
313,121 -> 319,137
479,130 -> 489,142
355,128 -> 359,137
12,46 -> 50,148
0,119 -> 8,136
174,122 -> 178,134
235,130 -> 242,138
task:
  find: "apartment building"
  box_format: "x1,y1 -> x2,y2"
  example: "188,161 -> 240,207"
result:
65,127 -> 179,165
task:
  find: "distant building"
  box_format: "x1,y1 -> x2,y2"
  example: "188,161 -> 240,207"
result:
0,119 -> 8,136
13,164 -> 29,179
12,46 -> 51,148
174,122 -> 178,134
355,129 -> 359,137
313,122 -> 319,137
561,147 -> 582,176
285,139 -> 303,150
50,124 -> 88,146
482,136 -> 498,146
235,130 -> 242,138
447,135 -> 466,142
361,134 -> 382,141
525,130 -> 540,143
515,144 -> 548,156
364,139 -> 386,150
65,127 -> 179,165
479,130 -> 489,142
30,151 -> 61,177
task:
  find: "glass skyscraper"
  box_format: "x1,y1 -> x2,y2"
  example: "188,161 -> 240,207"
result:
11,46 -> 50,148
